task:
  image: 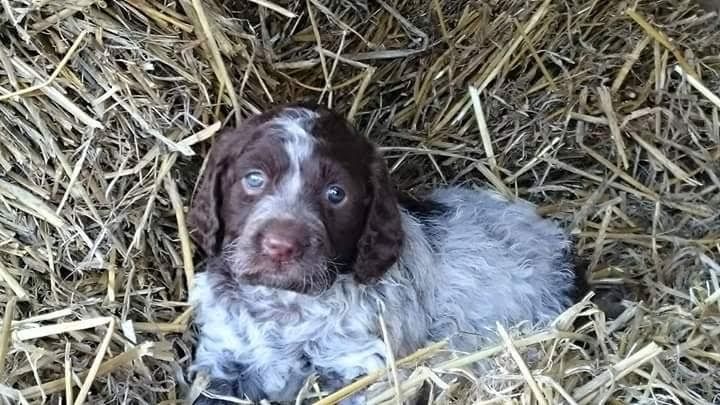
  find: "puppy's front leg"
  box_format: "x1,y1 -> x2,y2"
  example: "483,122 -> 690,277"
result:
193,375 -> 264,404
190,355 -> 268,404
314,340 -> 388,405
321,358 -> 424,405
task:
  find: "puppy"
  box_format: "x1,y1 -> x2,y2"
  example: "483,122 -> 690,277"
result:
186,103 -> 587,404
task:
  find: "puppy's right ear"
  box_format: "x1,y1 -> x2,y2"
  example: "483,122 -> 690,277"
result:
187,143 -> 224,256
187,117 -> 263,256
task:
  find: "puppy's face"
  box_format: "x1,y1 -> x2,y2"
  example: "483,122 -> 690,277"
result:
188,104 -> 403,294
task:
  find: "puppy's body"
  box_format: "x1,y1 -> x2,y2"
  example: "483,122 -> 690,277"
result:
187,104 -> 583,404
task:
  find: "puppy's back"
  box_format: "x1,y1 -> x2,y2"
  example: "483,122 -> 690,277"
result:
407,186 -> 578,350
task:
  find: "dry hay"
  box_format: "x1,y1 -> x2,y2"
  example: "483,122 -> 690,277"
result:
0,0 -> 719,403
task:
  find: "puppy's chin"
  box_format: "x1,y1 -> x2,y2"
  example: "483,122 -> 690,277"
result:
242,270 -> 338,295
230,256 -> 338,295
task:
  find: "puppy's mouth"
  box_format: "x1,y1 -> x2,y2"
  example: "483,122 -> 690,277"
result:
223,245 -> 338,294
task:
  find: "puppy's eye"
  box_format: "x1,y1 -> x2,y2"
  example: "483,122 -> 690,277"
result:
242,170 -> 266,193
326,185 -> 346,205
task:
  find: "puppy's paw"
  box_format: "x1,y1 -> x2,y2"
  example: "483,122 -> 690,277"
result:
592,284 -> 631,319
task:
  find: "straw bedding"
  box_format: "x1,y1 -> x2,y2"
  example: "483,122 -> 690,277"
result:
1,0 -> 719,404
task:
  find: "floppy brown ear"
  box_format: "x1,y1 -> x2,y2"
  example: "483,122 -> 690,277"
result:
187,135 -> 230,256
187,117 -> 264,256
353,151 -> 404,283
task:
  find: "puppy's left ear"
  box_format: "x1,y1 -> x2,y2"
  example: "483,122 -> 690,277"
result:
353,150 -> 404,283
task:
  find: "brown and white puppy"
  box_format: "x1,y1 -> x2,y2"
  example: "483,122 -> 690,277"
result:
186,103 -> 586,404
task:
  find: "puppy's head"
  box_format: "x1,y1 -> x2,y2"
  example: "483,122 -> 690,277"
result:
188,103 -> 403,294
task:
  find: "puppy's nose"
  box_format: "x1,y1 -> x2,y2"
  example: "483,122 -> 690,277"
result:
261,234 -> 299,262
259,220 -> 308,262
